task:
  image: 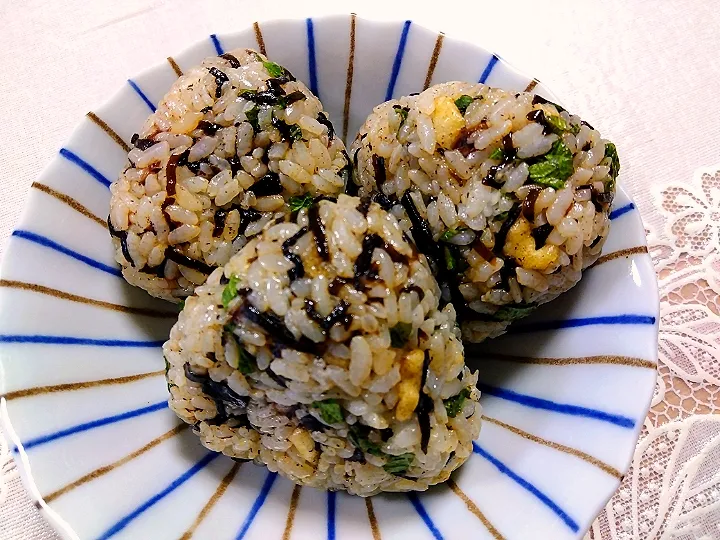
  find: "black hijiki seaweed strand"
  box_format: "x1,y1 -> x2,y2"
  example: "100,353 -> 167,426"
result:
247,172 -> 283,197
266,367 -> 289,388
282,226 -> 309,253
372,192 -> 396,210
285,253 -> 305,281
209,67 -> 229,98
299,413 -> 326,433
213,209 -> 228,237
130,134 -> 155,151
138,260 -> 168,278
481,166 -> 503,190
304,299 -> 351,331
308,204 -> 329,261
356,197 -> 372,216
415,350 -> 433,454
219,53 -> 241,68
521,185 -> 542,221
354,234 -> 383,283
165,247 -> 214,274
531,223 -> 553,250
372,155 -> 386,190
107,215 -> 134,267
316,112 -> 334,140
165,152 -> 183,196
197,120 -> 222,135
183,362 -> 249,422
236,207 -> 262,236
177,149 -> 203,175
339,150 -> 354,195
400,192 -> 470,321
241,304 -> 319,355
281,226 -> 308,282
345,147 -> 361,197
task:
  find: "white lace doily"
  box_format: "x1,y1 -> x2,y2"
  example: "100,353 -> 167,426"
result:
581,167 -> 720,540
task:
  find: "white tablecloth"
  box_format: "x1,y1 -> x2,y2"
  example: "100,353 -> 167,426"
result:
2,1 -> 719,538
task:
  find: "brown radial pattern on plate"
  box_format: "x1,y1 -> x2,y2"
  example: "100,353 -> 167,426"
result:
484,416 -> 623,479
282,484 -> 303,540
31,183 -> 105,227
523,79 -> 539,92
86,112 -> 130,152
591,246 -> 649,268
253,22 -> 267,56
447,479 -> 505,539
0,280 -> 177,322
167,56 -> 183,77
423,33 -> 444,90
366,497 -> 381,540
180,462 -> 242,539
44,424 -> 188,503
3,370 -> 165,401
478,352 -> 656,369
342,14 -> 357,142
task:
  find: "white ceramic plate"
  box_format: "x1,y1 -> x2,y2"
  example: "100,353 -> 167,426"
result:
0,14 -> 658,540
